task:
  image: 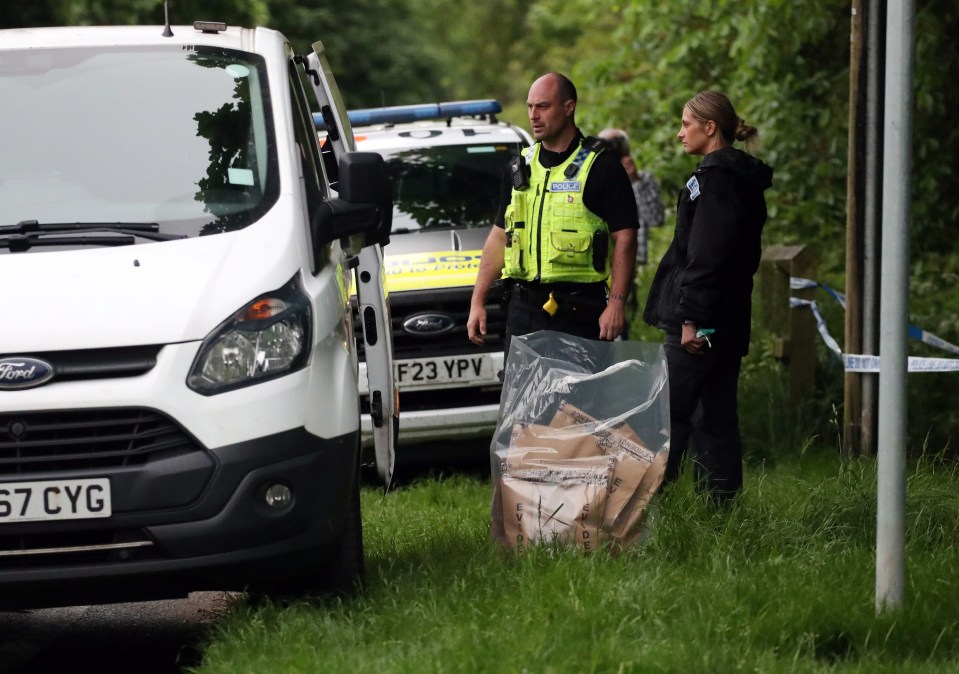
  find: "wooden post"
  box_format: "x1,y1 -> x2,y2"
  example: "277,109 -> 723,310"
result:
845,0 -> 867,458
759,245 -> 817,406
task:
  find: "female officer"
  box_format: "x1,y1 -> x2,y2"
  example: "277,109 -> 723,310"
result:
643,91 -> 773,502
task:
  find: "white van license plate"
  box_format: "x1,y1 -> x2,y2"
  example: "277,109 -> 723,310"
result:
396,354 -> 494,387
0,478 -> 111,523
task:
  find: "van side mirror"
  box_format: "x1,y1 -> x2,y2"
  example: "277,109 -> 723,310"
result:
311,152 -> 392,249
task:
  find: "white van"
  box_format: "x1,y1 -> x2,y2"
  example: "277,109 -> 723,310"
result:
0,22 -> 396,607
319,102 -> 531,450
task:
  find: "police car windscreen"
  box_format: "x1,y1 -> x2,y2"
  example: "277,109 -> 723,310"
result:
380,144 -> 517,231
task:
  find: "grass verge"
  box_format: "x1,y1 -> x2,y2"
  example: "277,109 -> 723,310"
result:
190,450 -> 959,673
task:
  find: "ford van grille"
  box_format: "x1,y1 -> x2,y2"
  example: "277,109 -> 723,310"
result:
0,409 -> 197,475
0,345 -> 160,385
354,287 -> 507,360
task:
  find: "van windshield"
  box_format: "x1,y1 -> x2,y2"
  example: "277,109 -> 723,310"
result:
379,144 -> 516,232
0,45 -> 278,243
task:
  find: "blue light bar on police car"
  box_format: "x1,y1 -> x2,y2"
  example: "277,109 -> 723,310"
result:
314,99 -> 502,130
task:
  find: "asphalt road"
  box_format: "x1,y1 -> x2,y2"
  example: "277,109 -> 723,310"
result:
0,592 -> 237,674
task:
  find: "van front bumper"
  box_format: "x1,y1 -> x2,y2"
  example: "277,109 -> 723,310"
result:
0,425 -> 358,609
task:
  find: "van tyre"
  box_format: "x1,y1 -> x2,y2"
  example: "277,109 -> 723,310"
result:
245,454 -> 364,604
319,454 -> 365,597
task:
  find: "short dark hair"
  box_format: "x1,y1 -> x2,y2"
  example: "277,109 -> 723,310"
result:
548,72 -> 577,104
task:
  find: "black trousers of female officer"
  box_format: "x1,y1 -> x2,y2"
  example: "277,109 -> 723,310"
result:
663,333 -> 744,501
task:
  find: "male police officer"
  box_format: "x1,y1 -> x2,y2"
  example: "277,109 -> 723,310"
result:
467,72 -> 638,350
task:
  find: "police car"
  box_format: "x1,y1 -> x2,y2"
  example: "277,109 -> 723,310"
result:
318,101 -> 531,448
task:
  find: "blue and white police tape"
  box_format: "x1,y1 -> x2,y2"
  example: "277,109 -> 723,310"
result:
792,277 -> 959,356
789,278 -> 959,373
791,276 -> 847,310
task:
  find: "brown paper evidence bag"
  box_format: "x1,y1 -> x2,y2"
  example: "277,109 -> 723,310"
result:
497,402 -> 667,552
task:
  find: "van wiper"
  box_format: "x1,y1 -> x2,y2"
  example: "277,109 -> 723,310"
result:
2,220 -> 186,252
2,233 -> 136,252
1,220 -> 183,242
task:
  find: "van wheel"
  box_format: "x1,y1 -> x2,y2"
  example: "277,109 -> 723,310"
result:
247,455 -> 364,604
320,455 -> 365,596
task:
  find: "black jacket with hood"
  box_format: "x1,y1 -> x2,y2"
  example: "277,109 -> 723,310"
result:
643,146 -> 773,356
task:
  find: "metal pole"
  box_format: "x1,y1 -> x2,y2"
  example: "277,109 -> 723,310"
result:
876,0 -> 913,612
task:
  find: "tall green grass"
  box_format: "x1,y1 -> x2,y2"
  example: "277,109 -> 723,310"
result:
191,450 -> 959,673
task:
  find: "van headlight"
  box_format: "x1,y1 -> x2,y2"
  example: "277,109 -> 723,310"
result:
187,277 -> 312,395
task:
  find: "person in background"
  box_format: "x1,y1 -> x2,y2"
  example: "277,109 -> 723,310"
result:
467,72 -> 638,352
597,128 -> 664,266
597,127 -> 664,339
643,91 -> 773,503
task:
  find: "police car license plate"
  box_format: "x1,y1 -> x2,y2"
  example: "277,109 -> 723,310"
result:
396,354 -> 495,388
0,478 -> 111,523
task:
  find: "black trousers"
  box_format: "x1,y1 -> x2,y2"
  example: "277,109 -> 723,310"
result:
663,334 -> 744,500
503,282 -> 606,354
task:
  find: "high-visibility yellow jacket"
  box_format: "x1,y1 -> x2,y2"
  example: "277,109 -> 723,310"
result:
503,138 -> 609,283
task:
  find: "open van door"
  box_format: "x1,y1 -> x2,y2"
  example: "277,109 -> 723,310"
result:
354,244 -> 398,486
307,42 -> 356,159
307,47 -> 396,486
307,155 -> 397,487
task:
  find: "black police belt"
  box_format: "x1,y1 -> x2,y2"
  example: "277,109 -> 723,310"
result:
510,280 -> 608,308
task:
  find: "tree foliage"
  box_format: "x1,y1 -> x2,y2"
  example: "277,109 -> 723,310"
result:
405,0 -> 530,105
267,0 -> 443,108
513,0 -> 853,270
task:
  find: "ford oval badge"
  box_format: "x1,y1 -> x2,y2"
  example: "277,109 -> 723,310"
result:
402,312 -> 456,336
0,357 -> 55,390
